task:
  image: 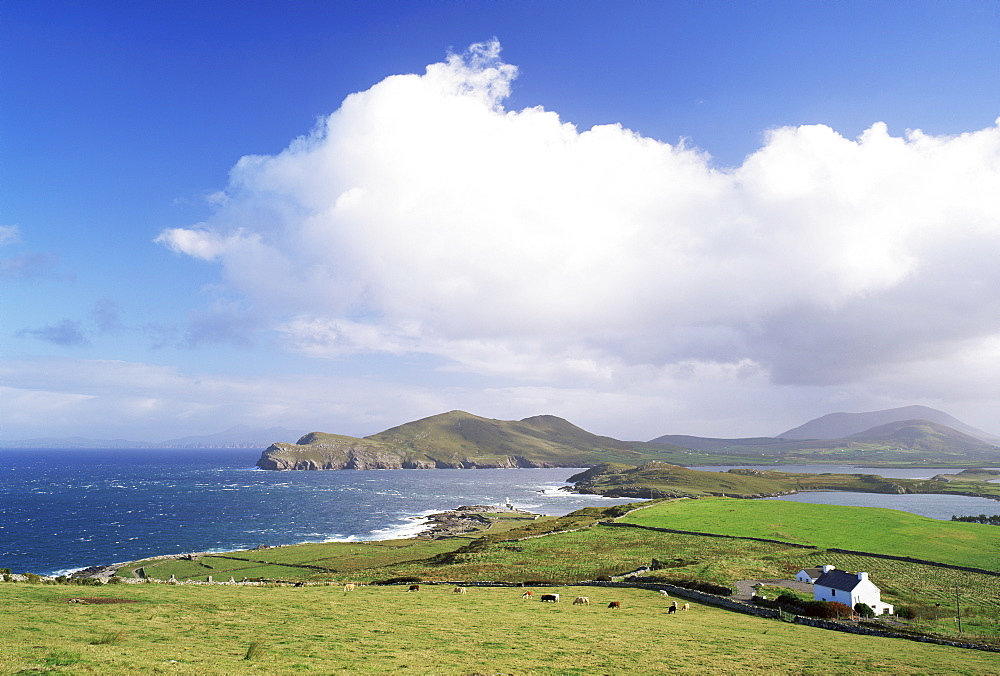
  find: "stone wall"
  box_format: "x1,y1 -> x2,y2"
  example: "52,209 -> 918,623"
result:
601,521 -> 1000,577
577,580 -> 781,619
598,521 -> 818,549
793,617 -> 1000,653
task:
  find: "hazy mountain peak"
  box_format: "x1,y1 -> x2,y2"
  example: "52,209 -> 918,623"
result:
777,406 -> 999,443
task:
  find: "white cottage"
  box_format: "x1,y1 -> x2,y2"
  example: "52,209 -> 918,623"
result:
813,567 -> 894,615
796,564 -> 834,583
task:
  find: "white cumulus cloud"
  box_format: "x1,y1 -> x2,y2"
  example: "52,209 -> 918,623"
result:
158,40 -> 1000,397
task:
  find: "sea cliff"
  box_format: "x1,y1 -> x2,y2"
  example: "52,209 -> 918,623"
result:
255,410 -> 680,471
255,430 -> 559,470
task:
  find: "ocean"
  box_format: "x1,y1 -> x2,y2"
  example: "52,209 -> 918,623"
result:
0,449 -> 635,576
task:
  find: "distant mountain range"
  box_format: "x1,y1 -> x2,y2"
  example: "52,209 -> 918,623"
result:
258,406 -> 1000,470
0,426 -> 310,449
5,405 -> 998,466
647,406 -> 1000,464
776,405 -> 1000,443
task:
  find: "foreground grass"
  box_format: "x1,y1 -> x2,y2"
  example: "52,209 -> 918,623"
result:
2,583 -> 997,675
105,501 -> 1000,641
619,497 -> 1000,571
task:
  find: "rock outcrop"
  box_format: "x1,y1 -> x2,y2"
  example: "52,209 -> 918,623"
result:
256,433 -> 561,471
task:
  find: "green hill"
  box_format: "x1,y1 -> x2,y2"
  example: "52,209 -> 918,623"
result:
258,411 -> 1000,471
843,419 -> 993,452
256,410 -> 684,470
569,462 -> 1000,502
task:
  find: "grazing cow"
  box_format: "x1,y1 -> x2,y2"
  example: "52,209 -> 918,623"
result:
408,584 -> 420,592
659,590 -> 670,596
682,603 -> 690,611
521,591 -> 534,599
573,596 -> 590,605
540,593 -> 560,603
668,605 -> 677,614
343,583 -> 355,592
293,581 -> 305,587
453,586 -> 467,594
607,601 -> 621,609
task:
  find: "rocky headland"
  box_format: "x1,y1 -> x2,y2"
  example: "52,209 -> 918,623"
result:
418,504 -> 536,538
254,410 -> 678,471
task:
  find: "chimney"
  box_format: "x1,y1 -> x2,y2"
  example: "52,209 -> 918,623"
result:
857,572 -> 868,581
822,565 -> 835,573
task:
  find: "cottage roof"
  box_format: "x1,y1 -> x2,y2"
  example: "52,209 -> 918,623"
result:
799,567 -> 824,577
814,570 -> 865,592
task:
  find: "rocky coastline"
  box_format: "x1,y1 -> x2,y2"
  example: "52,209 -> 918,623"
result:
62,504 -> 537,580
417,504 -> 537,538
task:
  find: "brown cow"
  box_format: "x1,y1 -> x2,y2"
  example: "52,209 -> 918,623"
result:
407,584 -> 420,592
573,596 -> 590,605
453,586 -> 467,594
521,590 -> 534,599
682,603 -> 690,611
607,601 -> 621,609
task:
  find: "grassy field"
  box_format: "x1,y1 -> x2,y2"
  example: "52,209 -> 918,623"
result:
2,582 -> 998,675
618,497 -> 1000,571
367,522 -> 1000,638
119,538 -> 475,583
116,512 -> 559,583
102,502 -> 1000,641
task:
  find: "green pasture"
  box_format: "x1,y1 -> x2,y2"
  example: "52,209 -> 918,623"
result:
370,523 -> 1000,639
120,538 -> 473,583
116,510 -> 605,584
2,582 -> 997,675
619,497 -> 1000,571
104,502 -> 1000,641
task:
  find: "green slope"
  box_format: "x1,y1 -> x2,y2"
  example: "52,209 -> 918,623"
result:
257,412 -> 1000,471
620,497 -> 1000,571
256,410 -> 689,470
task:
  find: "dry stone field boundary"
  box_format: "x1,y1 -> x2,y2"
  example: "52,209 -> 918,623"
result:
599,521 -> 1000,577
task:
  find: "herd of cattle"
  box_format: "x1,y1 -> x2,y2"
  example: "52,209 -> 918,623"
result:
342,583 -> 691,612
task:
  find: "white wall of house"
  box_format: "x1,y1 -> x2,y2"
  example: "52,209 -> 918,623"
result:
796,564 -> 834,583
813,572 -> 894,614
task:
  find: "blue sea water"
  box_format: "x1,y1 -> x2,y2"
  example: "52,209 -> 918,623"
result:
0,449 -> 634,576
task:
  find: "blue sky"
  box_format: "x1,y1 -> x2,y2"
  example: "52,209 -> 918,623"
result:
4,1 -> 1000,442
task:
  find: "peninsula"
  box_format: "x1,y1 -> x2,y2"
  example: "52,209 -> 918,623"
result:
256,410 -> 678,470
256,407 -> 1000,471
